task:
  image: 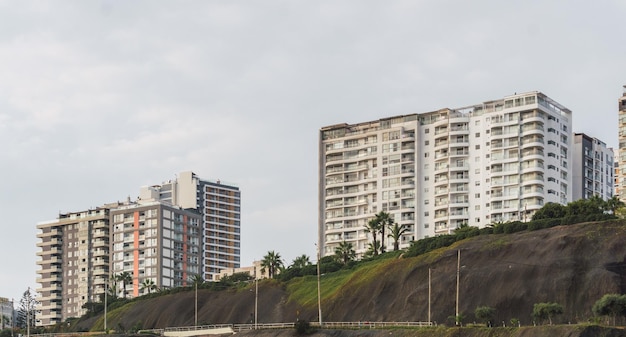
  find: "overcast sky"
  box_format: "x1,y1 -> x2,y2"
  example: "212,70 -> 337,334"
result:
1,1 -> 624,302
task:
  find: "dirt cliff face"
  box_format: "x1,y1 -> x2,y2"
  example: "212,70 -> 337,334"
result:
80,221 -> 626,331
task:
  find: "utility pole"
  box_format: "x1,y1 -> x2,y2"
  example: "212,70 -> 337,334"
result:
104,279 -> 108,332
428,268 -> 431,324
455,250 -> 460,325
254,264 -> 258,330
316,243 -> 322,327
194,280 -> 198,326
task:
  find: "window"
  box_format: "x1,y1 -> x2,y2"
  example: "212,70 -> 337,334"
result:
425,128 -> 429,134
475,145 -> 480,150
424,211 -> 429,216
475,193 -> 480,198
475,205 -> 480,210
475,133 -> 480,137
425,140 -> 429,146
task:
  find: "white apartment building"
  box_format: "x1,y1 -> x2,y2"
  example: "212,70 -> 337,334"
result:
319,91 -> 572,257
572,133 -> 614,200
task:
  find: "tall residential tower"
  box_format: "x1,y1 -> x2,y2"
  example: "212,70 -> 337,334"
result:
319,91 -> 572,257
618,86 -> 626,202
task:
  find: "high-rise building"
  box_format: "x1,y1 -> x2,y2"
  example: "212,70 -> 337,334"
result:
36,171 -> 240,326
36,206 -> 113,325
571,133 -> 614,200
140,172 -> 241,281
110,200 -> 203,295
617,86 -> 626,203
319,91 -> 572,257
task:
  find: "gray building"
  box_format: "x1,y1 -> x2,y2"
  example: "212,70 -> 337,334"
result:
572,133 -> 614,200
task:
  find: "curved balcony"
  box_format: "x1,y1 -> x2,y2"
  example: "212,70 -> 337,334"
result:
520,187 -> 545,198
449,147 -> 469,157
520,149 -> 544,161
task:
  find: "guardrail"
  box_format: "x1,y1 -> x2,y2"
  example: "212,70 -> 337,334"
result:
139,321 -> 433,335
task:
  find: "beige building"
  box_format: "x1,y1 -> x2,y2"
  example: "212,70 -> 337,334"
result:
36,206 -> 114,325
36,171 -> 241,326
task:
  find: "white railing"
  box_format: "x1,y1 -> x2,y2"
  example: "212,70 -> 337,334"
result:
138,321 -> 434,335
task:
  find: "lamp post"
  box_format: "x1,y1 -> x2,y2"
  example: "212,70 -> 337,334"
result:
428,268 -> 431,325
455,250 -> 460,325
254,264 -> 258,330
11,299 -> 14,337
104,278 -> 108,332
194,280 -> 198,326
315,243 -> 322,327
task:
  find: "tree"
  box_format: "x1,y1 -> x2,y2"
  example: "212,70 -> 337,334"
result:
140,279 -> 158,295
116,272 -> 133,298
16,288 -> 37,330
474,306 -> 496,327
532,302 -> 563,325
592,294 -> 626,326
374,211 -> 393,253
107,274 -> 119,299
364,218 -> 381,256
291,254 -> 311,269
388,222 -> 409,251
531,202 -> 566,220
606,196 -> 625,215
364,241 -> 381,258
334,241 -> 356,265
261,251 -> 284,279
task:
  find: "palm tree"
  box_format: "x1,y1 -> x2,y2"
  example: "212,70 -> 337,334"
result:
334,241 -> 356,265
261,251 -> 284,278
606,195 -> 625,214
364,218 -> 381,256
388,222 -> 409,251
375,211 -> 393,253
107,274 -> 118,299
291,254 -> 311,269
364,241 -> 381,258
189,274 -> 205,287
116,272 -> 133,298
140,279 -> 158,294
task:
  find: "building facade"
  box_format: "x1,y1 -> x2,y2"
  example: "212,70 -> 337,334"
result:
571,133 -> 614,200
618,86 -> 626,202
36,206 -> 112,325
319,91 -> 572,257
0,297 -> 14,330
140,171 -> 241,281
110,201 -> 203,296
36,171 -> 240,326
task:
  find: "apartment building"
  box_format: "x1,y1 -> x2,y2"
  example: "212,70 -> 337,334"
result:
36,206 -> 113,325
572,133 -> 614,200
36,171 -> 240,326
140,171 -> 241,281
110,200 -> 203,296
0,297 -> 14,329
319,91 -> 572,257
618,86 -> 626,202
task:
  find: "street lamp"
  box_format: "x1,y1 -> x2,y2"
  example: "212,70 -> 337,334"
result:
455,250 -> 460,324
195,280 -> 198,326
315,243 -> 322,327
254,264 -> 258,330
104,279 -> 108,332
428,268 -> 431,325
